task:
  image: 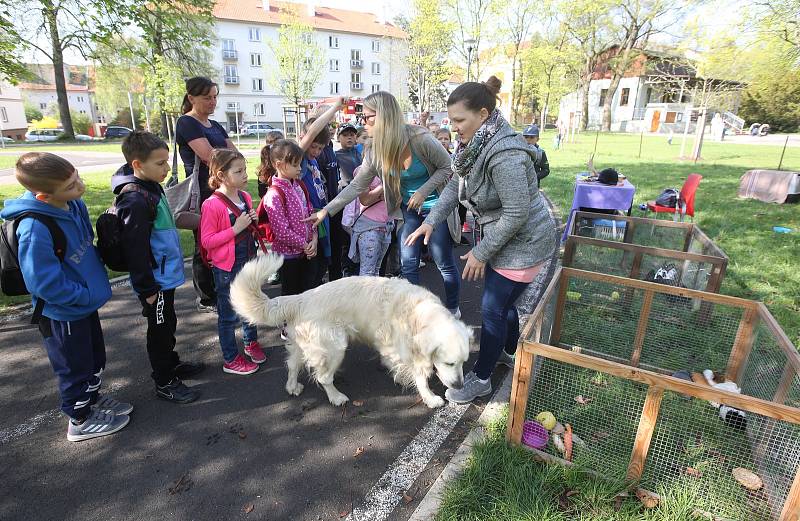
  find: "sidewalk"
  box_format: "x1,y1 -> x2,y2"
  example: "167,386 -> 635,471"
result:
0,246 -> 490,521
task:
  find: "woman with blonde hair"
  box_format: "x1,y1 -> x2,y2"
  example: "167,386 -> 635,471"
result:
306,91 -> 461,315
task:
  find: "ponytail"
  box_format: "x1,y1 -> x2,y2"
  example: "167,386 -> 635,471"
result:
258,139 -> 304,186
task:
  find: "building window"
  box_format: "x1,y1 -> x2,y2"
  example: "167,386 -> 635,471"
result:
330,59 -> 339,72
371,62 -> 380,75
248,27 -> 261,41
599,89 -> 608,106
620,88 -> 630,106
224,65 -> 238,78
250,53 -> 262,67
222,39 -> 235,51
329,36 -> 339,48
303,34 -> 313,45
351,49 -> 361,61
665,111 -> 677,123
0,107 -> 7,123
80,110 -> 86,114
303,56 -> 313,69
77,96 -> 84,102
252,78 -> 264,92
372,40 -> 381,53
330,82 -> 339,94
371,84 -> 381,94
253,103 -> 265,116
351,72 -> 361,84
40,103 -> 47,110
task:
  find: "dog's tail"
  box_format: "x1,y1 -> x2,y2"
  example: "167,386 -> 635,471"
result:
231,253 -> 287,328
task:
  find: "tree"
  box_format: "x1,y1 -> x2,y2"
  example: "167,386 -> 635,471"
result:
521,31 -> 581,129
598,0 -> 691,131
103,0 -> 216,135
560,0 -> 614,130
70,111 -> 90,134
4,0 -> 122,138
496,0 -> 537,124
754,0 -> 800,63
143,54 -> 185,135
0,13 -> 28,82
445,0 -> 501,81
267,6 -> 325,130
93,39 -> 147,119
24,102 -> 43,123
401,0 -> 455,112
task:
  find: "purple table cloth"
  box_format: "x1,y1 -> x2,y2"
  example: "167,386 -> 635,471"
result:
561,174 -> 636,241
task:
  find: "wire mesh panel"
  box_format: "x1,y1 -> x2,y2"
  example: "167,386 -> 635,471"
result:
510,268 -> 800,519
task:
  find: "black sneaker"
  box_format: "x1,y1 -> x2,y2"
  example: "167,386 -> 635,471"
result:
156,378 -> 200,404
174,361 -> 206,380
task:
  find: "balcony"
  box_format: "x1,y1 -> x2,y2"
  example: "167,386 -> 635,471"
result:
350,59 -> 363,69
222,49 -> 238,61
224,76 -> 240,85
351,82 -> 363,90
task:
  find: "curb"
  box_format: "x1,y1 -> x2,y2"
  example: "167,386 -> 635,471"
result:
407,370 -> 514,521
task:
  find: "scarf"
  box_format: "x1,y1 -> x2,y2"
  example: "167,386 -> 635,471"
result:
451,109 -> 504,178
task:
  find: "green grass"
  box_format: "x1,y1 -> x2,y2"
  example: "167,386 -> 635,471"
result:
0,156 -> 18,169
0,156 -> 263,309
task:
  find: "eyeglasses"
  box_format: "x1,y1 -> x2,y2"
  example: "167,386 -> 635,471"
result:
364,113 -> 377,124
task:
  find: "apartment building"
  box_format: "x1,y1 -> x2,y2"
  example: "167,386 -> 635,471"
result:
211,0 -> 408,131
19,64 -> 104,125
0,81 -> 27,140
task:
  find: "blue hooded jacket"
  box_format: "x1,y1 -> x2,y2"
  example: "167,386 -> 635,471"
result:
0,193 -> 112,321
111,166 -> 185,297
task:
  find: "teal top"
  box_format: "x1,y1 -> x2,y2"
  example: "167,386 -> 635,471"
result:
400,153 -> 439,210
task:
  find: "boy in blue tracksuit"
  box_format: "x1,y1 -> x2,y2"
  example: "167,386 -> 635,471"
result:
1,152 -> 130,441
113,131 -> 203,404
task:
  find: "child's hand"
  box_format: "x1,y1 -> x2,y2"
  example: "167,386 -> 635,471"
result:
304,238 -> 317,258
233,212 -> 253,233
247,208 -> 258,222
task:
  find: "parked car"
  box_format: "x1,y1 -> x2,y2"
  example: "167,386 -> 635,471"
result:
0,136 -> 14,144
25,129 -> 62,142
104,126 -> 133,139
239,122 -> 275,136
74,134 -> 94,141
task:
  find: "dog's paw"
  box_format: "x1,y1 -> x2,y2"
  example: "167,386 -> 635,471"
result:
328,392 -> 349,407
423,395 -> 446,408
286,382 -> 305,396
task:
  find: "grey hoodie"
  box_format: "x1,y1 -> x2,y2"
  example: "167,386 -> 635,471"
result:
425,120 -> 556,269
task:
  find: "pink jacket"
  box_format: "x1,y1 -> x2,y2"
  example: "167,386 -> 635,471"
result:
200,191 -> 255,272
264,177 -> 314,257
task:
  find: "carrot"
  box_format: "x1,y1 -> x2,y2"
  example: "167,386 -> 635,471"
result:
564,423 -> 573,462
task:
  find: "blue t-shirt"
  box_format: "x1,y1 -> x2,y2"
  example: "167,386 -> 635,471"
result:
175,115 -> 229,195
400,154 -> 438,210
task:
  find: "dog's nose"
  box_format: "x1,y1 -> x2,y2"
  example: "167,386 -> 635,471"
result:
450,376 -> 464,390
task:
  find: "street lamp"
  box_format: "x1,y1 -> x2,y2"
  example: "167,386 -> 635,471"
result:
464,38 -> 477,83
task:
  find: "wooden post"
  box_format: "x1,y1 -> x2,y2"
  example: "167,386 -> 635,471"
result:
726,307 -> 759,384
780,466 -> 800,521
626,386 -> 665,482
774,364 -> 798,405
630,290 -> 654,367
682,225 -> 694,253
562,239 -> 577,267
507,346 -> 537,445
549,271 -> 569,346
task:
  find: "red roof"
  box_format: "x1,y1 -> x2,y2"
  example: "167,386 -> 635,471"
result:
213,0 -> 407,39
19,83 -> 92,92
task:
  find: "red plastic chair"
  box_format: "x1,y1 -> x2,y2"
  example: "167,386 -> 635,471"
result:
646,174 -> 703,221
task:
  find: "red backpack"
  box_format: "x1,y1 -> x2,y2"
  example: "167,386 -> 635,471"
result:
256,181 -> 311,243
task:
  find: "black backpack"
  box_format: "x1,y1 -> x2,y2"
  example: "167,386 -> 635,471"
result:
0,212 -> 67,324
655,188 -> 680,208
95,184 -> 158,272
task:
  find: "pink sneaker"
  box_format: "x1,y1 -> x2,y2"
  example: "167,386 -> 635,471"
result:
244,341 -> 267,364
223,354 -> 259,375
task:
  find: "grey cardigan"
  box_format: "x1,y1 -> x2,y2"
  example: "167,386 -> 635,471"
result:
324,125 -> 461,243
425,121 -> 556,269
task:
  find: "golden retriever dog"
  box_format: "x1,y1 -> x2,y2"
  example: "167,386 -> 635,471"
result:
230,254 -> 470,408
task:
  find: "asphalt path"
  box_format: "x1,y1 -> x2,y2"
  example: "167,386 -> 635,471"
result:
0,243 -> 493,521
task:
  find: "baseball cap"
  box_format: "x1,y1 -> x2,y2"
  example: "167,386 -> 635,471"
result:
523,124 -> 540,137
337,123 -> 358,137
597,168 -> 620,185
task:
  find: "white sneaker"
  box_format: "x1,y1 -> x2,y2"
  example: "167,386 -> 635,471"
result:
66,410 -> 130,442
450,307 -> 462,319
496,350 -> 515,368
445,372 -> 492,403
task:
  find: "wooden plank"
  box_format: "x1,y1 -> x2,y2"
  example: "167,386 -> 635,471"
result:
507,347 -> 536,445
774,363 -> 799,405
630,291 -> 654,367
520,267 -> 562,342
629,251 -> 644,279
561,267 -> 757,309
522,341 -> 800,424
626,386 -> 665,482
780,466 -> 800,521
565,235 -> 724,265
562,239 -> 577,267
682,226 -> 694,253
757,303 -> 800,373
693,226 -> 729,260
622,218 -> 636,244
573,211 -> 693,231
725,307 -> 759,383
549,270 -> 569,346
558,343 -> 675,377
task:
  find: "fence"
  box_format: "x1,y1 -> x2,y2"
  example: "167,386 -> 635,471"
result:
565,212 -> 728,294
507,267 -> 800,520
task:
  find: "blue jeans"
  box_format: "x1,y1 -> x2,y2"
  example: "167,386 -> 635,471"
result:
213,254 -> 258,363
399,205 -> 460,310
472,267 -> 530,380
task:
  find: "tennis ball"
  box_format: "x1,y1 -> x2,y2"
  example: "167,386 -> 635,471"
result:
566,291 -> 582,302
611,291 -> 620,301
536,411 -> 557,431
